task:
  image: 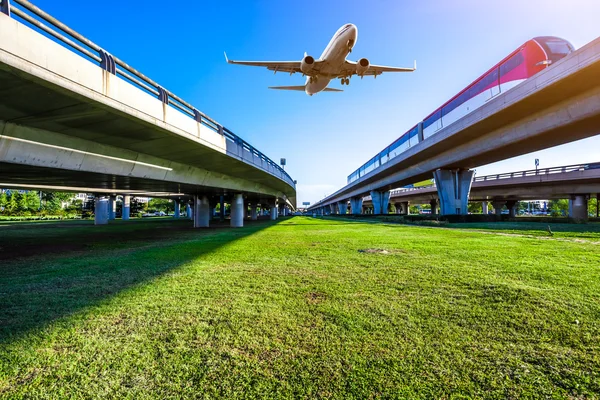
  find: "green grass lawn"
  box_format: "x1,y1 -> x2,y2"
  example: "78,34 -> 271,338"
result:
1,217 -> 599,398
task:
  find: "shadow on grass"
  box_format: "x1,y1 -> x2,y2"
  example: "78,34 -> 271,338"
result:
0,217 -> 284,344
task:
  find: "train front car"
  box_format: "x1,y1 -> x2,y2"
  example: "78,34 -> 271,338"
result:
422,36 -> 575,140
346,36 -> 574,185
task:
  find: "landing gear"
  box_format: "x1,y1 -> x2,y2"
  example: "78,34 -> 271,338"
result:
340,78 -> 350,85
309,76 -> 317,84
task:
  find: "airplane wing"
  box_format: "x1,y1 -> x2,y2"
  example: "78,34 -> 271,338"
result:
341,60 -> 417,77
268,86 -> 343,92
225,52 -> 303,74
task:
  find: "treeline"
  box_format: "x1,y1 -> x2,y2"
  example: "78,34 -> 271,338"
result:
0,191 -> 81,217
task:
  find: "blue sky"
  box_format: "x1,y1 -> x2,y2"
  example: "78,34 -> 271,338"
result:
30,0 -> 600,205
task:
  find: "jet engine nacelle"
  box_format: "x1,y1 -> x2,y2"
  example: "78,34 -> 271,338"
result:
356,58 -> 370,76
301,55 -> 316,75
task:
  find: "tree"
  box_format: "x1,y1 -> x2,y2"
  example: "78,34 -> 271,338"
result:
468,202 -> 482,214
0,192 -> 8,211
24,191 -> 41,212
548,199 -> 569,217
589,196 -> 599,217
148,198 -> 173,213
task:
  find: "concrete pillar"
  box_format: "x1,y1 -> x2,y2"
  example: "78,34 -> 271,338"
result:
230,194 -> 244,227
370,190 -> 390,214
394,202 -> 402,214
429,199 -> 438,215
174,200 -> 180,218
193,195 -> 210,228
122,195 -> 131,220
506,200 -> 518,218
108,195 -> 116,220
433,169 -> 474,215
569,195 -> 588,220
482,201 -> 488,215
250,204 -> 258,220
186,204 -> 192,220
271,202 -> 278,220
492,200 -> 505,216
350,196 -> 363,215
337,201 -> 348,215
94,196 -> 109,225
401,201 -> 410,215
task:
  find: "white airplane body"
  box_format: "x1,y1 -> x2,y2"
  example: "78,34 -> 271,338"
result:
225,24 -> 416,96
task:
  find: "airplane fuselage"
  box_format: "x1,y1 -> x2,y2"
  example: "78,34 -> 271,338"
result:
305,24 -> 358,95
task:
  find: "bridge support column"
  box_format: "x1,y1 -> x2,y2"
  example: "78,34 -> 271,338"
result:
492,201 -> 505,216
108,195 -> 116,220
350,197 -> 363,215
250,204 -> 258,220
231,194 -> 244,227
337,201 -> 348,215
271,201 -> 278,220
193,195 -> 210,228
429,199 -> 438,215
94,196 -> 108,225
370,190 -> 390,215
506,200 -> 518,218
122,195 -> 130,220
400,201 -> 410,215
174,200 -> 180,218
394,202 -> 402,214
186,204 -> 192,220
433,169 -> 474,215
482,201 -> 488,215
569,195 -> 588,220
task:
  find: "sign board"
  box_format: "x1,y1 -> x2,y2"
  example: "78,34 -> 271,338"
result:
280,158 -> 286,166
302,202 -> 310,206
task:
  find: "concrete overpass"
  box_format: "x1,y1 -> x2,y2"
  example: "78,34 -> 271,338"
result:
319,162 -> 600,219
0,0 -> 296,226
309,35 -> 600,216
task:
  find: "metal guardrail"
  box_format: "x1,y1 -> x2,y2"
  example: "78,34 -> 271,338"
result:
472,162 -> 600,182
0,0 -> 295,189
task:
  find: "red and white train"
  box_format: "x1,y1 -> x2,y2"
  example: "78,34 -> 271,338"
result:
348,36 -> 575,184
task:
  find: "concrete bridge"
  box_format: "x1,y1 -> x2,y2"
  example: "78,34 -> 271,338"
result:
0,0 -> 296,226
317,163 -> 600,219
309,35 -> 600,216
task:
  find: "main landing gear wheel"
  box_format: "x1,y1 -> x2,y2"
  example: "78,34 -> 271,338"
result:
340,78 -> 350,85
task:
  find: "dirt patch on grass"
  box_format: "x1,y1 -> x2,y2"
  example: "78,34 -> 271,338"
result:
306,292 -> 327,305
358,248 -> 402,254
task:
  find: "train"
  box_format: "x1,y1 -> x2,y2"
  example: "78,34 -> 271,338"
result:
347,36 -> 575,184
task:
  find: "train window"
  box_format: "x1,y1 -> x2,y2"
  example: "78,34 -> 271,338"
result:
423,110 -> 441,129
500,52 -> 524,77
409,126 -> 419,139
545,41 -> 571,55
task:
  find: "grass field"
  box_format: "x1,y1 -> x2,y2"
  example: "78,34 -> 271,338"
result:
1,217 -> 599,398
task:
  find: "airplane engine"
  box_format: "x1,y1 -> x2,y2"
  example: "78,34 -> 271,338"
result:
301,55 -> 316,75
356,58 -> 370,76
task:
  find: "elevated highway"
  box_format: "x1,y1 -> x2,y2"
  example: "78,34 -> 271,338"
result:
329,163 -> 600,219
0,0 -> 295,226
309,35 -> 600,215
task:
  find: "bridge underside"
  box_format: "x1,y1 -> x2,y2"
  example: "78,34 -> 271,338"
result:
0,46 -> 295,206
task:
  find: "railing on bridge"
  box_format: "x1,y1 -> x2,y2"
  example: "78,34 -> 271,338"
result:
473,162 -> 600,182
0,0 -> 296,189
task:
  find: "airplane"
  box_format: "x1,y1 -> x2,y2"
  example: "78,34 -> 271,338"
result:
224,23 -> 416,96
